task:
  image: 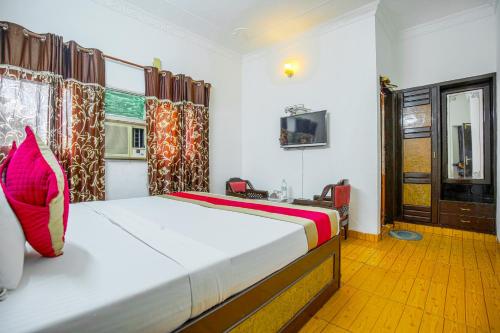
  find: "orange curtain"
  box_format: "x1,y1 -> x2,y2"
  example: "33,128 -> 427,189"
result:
144,67 -> 210,195
145,97 -> 182,194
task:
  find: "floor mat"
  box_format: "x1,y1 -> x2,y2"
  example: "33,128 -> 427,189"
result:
389,230 -> 423,241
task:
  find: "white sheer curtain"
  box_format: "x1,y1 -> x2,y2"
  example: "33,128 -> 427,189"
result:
0,75 -> 51,149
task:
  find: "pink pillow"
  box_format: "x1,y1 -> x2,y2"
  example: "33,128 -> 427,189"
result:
229,181 -> 247,193
4,127 -> 69,257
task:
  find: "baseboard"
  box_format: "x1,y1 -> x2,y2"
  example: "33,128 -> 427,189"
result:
393,221 -> 498,243
347,229 -> 382,242
349,222 -> 499,243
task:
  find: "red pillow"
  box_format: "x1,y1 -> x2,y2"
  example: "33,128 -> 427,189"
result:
4,127 -> 69,257
229,181 -> 247,193
334,185 -> 351,208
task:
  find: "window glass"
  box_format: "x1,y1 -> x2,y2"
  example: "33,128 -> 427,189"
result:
105,89 -> 145,120
0,76 -> 51,146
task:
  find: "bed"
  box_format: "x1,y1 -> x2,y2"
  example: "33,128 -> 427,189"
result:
0,194 -> 341,333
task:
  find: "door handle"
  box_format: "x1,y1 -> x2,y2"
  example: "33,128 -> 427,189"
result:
460,219 -> 471,224
460,207 -> 471,211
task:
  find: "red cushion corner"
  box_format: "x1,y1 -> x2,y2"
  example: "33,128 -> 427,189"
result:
229,181 -> 247,193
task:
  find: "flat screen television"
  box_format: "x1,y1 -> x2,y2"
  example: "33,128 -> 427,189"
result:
280,110 -> 327,148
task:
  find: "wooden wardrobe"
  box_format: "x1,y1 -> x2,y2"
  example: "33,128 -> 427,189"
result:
386,73 -> 496,234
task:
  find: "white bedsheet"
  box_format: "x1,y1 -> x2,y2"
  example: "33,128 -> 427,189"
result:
0,204 -> 192,333
84,196 -> 309,317
1,195 -> 315,332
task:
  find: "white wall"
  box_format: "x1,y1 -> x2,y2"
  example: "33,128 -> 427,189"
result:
0,0 -> 242,198
375,9 -> 396,81
103,60 -> 148,199
375,8 -> 397,231
395,5 -> 497,89
241,12 -> 380,235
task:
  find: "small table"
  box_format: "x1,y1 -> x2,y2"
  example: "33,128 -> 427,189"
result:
292,198 -> 332,209
268,197 -> 294,204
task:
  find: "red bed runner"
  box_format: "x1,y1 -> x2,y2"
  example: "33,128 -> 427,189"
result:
166,192 -> 338,250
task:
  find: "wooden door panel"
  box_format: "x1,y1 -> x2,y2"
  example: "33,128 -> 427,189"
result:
403,138 -> 431,173
403,104 -> 432,128
403,184 -> 431,207
399,87 -> 433,224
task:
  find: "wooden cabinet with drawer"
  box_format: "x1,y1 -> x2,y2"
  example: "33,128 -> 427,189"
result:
391,74 -> 497,235
439,200 -> 496,233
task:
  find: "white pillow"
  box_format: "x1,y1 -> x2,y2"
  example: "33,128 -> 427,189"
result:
0,184 -> 25,290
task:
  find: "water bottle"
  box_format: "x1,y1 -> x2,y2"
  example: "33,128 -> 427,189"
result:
281,179 -> 287,201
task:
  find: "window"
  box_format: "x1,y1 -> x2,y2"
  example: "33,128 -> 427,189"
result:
104,88 -> 146,160
0,76 -> 51,147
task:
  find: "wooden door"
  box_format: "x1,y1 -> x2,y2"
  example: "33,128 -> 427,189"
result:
399,88 -> 434,224
382,90 -> 397,225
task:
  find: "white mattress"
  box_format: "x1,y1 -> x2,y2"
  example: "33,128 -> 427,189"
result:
85,196 -> 309,317
0,204 -> 192,333
0,196 -> 311,332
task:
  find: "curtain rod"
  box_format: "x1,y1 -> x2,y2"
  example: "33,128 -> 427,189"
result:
103,54 -> 146,70
1,22 -> 208,84
102,53 -> 209,85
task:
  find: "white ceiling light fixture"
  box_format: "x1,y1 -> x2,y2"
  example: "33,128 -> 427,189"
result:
232,27 -> 250,39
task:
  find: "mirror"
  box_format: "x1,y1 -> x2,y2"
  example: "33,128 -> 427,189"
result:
446,89 -> 484,180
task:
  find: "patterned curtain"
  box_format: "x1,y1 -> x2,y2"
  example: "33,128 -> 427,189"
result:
183,77 -> 210,191
144,67 -> 210,195
62,41 -> 106,202
63,81 -> 105,202
0,22 -> 106,202
145,97 -> 182,194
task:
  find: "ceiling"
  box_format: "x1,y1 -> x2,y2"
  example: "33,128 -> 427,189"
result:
125,0 -> 374,53
381,0 -> 494,30
123,0 -> 495,54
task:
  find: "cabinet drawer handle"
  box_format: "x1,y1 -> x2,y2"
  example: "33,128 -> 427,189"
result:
460,219 -> 471,224
459,208 -> 471,211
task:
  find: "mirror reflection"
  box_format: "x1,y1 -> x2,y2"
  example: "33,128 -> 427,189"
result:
446,89 -> 484,180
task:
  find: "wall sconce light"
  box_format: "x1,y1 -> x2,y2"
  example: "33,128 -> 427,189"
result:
284,63 -> 295,78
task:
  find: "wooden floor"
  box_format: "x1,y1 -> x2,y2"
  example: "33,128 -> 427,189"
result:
301,232 -> 500,333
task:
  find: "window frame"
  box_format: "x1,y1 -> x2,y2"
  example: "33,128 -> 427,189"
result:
104,87 -> 147,161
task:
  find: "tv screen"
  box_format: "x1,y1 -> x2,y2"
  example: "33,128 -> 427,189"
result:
280,110 -> 327,148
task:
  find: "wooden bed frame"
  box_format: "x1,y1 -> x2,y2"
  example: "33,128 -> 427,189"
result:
176,235 -> 341,332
